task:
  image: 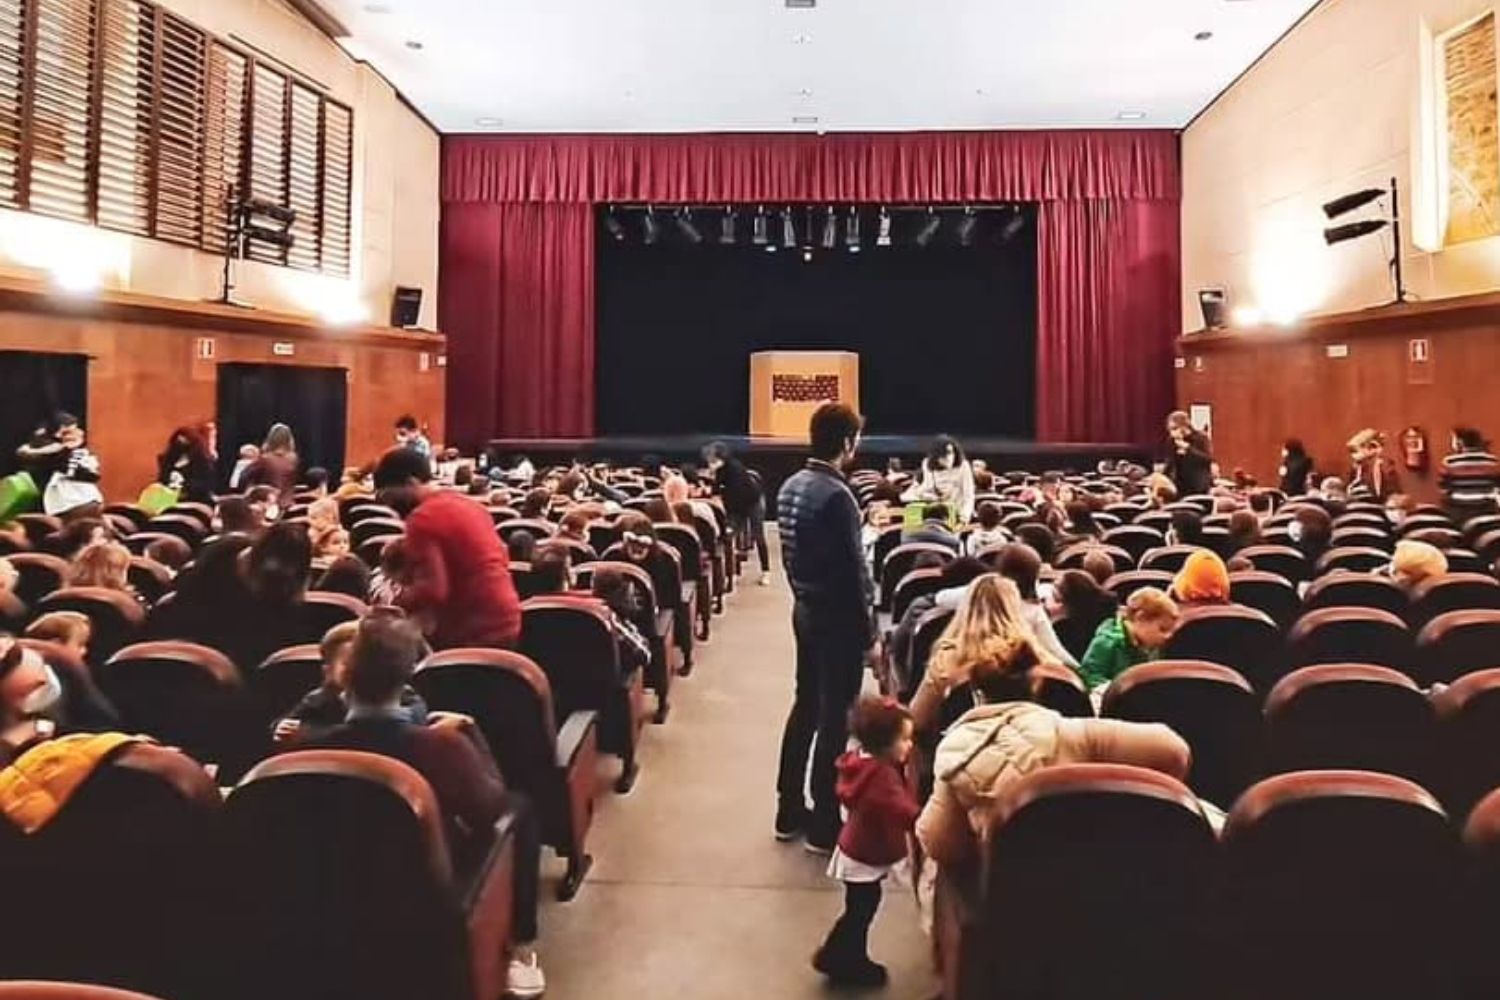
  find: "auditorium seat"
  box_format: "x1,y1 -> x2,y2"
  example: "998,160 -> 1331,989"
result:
1138,544 -> 1202,574
1056,542 -> 1133,575
143,513 -> 207,548
1302,572 -> 1407,616
1407,573 -> 1500,632
13,513 -> 61,546
351,516 -> 407,550
1287,606 -> 1413,675
520,596 -> 645,791
1315,545 -> 1391,575
879,542 -> 955,610
1102,568 -> 1174,603
254,644 -> 324,726
541,535 -> 599,566
1052,603 -> 1115,662
0,743 -> 221,1000
1470,528 -> 1500,565
1228,570 -> 1300,630
1133,510 -> 1173,534
935,764 -> 1215,1000
36,587 -> 146,667
1462,788 -> 1500,996
898,606 -> 955,700
1331,512 -> 1388,533
0,985 -> 169,1000
890,566 -> 944,622
486,506 -> 521,525
498,518 -> 557,544
0,531 -> 29,556
126,557 -> 173,605
1396,513 -> 1456,537
1102,660 -> 1260,807
1415,609 -> 1500,686
102,503 -> 151,533
119,531 -> 179,557
162,502 -> 213,529
357,534 -> 395,568
222,750 -> 516,1000
415,648 -> 599,900
1330,525 -> 1393,551
6,551 -> 67,605
343,502 -> 402,526
1032,660 -> 1094,717
296,591 -> 368,640
101,640 -> 265,780
1440,547 -> 1487,574
1162,604 -> 1284,695
599,544 -> 693,676
1222,771 -> 1463,1000
655,523 -> 712,641
1264,664 -> 1435,784
1432,669 -> 1500,820
1236,544 -> 1310,583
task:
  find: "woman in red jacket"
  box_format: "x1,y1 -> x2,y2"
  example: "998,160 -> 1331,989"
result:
814,696 -> 919,988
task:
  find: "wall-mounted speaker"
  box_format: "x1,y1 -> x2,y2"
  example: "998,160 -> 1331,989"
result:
391,286 -> 423,329
1198,287 -> 1227,331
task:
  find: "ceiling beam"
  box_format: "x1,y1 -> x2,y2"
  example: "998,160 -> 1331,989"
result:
283,0 -> 350,40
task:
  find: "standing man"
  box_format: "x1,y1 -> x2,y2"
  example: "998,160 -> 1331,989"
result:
373,447 -> 522,649
1164,410 -> 1214,497
776,403 -> 877,851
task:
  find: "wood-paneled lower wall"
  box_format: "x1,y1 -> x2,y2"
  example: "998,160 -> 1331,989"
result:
1175,292 -> 1500,502
0,278 -> 446,500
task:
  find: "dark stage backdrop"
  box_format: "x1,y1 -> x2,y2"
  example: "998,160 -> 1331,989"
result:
596,215 -> 1036,437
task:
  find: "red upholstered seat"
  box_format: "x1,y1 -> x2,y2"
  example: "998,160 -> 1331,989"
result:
36,587 -> 146,667
1315,545 -> 1392,576
0,985 -> 169,1000
1161,604 -> 1285,695
223,750 -> 516,1000
350,516 -> 406,549
1407,572 -> 1500,632
1103,659 -> 1260,807
936,764 -> 1215,1000
416,648 -> 599,900
1415,609 -> 1500,686
890,566 -> 944,623
1056,542 -> 1133,575
1433,669 -> 1500,819
1302,571 -> 1407,616
1287,606 -> 1413,675
1237,543 -> 1310,583
143,514 -> 206,548
1137,544 -> 1203,574
5,551 -> 68,605
1330,525 -> 1393,551
1263,664 -> 1434,784
295,591 -> 368,641
879,542 -> 955,610
1228,570 -> 1300,631
1222,771 -> 1463,1000
254,643 -> 325,726
1102,569 -> 1174,603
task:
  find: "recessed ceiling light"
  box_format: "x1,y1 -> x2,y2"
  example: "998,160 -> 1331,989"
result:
362,2 -> 392,12
796,87 -> 814,97
975,88 -> 986,96
791,33 -> 812,44
1116,110 -> 1148,120
792,115 -> 819,125
404,39 -> 424,50
1194,30 -> 1214,41
475,117 -> 503,127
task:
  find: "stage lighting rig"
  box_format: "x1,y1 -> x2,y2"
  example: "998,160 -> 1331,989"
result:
956,207 -> 978,247
720,206 -> 737,245
603,208 -> 626,242
642,207 -> 661,245
781,207 -> 798,249
999,207 -> 1026,242
753,205 -> 770,248
1320,176 -> 1406,303
675,208 -> 703,244
876,207 -> 892,247
846,207 -> 862,252
914,207 -> 942,248
821,208 -> 838,250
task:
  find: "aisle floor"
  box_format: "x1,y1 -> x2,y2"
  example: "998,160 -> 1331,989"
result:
535,535 -> 938,999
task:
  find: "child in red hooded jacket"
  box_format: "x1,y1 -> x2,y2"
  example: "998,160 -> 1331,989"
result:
813,695 -> 919,988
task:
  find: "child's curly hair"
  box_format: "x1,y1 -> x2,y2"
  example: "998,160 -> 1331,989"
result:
848,695 -> 912,756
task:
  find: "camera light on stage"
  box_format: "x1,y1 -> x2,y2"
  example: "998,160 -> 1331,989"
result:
781,207 -> 797,249
915,208 -> 942,248
876,207 -> 892,247
720,207 -> 736,245
642,208 -> 661,245
846,208 -> 862,252
753,206 -> 769,247
956,207 -> 978,246
821,209 -> 838,250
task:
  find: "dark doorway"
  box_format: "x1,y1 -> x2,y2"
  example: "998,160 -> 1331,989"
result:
216,364 -> 347,484
596,204 -> 1038,438
0,351 -> 88,477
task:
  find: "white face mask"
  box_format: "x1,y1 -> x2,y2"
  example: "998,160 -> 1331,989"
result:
263,504 -> 281,522
1287,520 -> 1305,543
20,663 -> 63,716
1386,509 -> 1402,524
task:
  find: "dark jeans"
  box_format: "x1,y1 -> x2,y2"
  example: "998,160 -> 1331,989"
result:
777,600 -> 865,834
456,791 -> 540,944
822,880 -> 882,961
732,500 -> 769,573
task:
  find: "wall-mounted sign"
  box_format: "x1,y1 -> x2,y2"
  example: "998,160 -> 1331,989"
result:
194,337 -> 215,360
272,342 -> 295,357
1327,344 -> 1349,359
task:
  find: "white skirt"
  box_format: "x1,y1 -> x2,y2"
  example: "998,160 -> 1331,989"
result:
828,847 -> 911,888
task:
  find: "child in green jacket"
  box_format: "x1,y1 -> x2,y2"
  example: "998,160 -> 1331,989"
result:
1078,587 -> 1180,690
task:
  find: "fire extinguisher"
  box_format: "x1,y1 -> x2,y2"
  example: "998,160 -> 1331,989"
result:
1401,426 -> 1429,473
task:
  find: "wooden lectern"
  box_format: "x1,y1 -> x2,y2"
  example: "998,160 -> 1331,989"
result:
749,351 -> 860,440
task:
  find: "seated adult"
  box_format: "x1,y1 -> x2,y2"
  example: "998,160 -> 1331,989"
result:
964,501 -> 1006,556
1077,587 -> 1180,691
1167,509 -> 1205,548
1047,570 -> 1119,657
290,612 -> 545,996
1079,549 -> 1116,588
0,634 -> 119,762
557,508 -> 596,546
914,634 -> 1191,874
215,496 -> 264,536
1169,549 -> 1232,609
507,530 -> 537,564
910,574 -> 1046,735
903,503 -> 961,553
373,447 -> 522,650
1060,501 -> 1102,544
889,556 -> 987,693
1225,509 -> 1261,554
938,544 -> 1077,669
1290,505 -> 1334,563
1390,539 -> 1448,594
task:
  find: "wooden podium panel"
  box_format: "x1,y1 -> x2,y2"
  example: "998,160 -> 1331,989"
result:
749,351 -> 859,440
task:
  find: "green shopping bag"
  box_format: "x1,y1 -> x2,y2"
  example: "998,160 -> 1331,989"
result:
137,482 -> 180,517
0,471 -> 39,522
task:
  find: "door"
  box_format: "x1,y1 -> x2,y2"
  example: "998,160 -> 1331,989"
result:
0,351 -> 88,477
216,363 -> 348,483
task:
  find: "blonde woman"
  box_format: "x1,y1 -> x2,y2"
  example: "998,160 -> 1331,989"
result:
910,573 -> 1041,735
66,541 -> 139,602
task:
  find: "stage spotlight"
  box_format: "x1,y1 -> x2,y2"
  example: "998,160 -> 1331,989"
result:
642,207 -> 660,245
675,208 -> 703,244
603,208 -> 626,242
781,207 -> 797,249
914,208 -> 942,248
1323,188 -> 1386,219
846,207 -> 862,252
999,207 -> 1026,242
720,206 -> 736,245
1324,219 -> 1389,245
752,205 -> 769,248
955,207 -> 978,247
876,207 -> 892,247
821,208 -> 838,250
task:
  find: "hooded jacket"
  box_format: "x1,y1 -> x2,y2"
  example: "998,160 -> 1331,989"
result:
835,750 -> 920,867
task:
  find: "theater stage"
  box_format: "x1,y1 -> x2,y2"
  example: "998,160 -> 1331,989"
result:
487,434 -> 1148,501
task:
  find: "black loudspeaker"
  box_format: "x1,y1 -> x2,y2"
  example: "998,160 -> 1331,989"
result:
391,286 -> 423,329
1198,288 -> 1227,331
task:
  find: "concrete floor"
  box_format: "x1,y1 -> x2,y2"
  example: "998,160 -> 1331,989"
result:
535,537 -> 938,999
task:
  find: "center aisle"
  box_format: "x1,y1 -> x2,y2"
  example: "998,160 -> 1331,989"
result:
536,532 -> 938,998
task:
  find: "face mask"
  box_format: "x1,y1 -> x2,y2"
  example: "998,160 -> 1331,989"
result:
1386,509 -> 1402,524
264,504 -> 281,522
20,664 -> 63,716
1287,521 -> 1304,543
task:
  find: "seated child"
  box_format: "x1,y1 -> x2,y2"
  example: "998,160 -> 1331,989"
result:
24,611 -> 92,662
272,619 -> 427,743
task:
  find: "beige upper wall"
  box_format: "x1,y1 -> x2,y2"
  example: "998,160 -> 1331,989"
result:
1182,0 -> 1500,331
0,0 -> 439,329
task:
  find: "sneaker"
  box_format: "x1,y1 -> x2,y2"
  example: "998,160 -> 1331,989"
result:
758,571 -> 772,587
813,948 -> 888,988
506,949 -> 546,998
774,801 -> 807,842
803,829 -> 836,855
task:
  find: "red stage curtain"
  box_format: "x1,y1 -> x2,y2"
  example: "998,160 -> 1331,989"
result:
1037,199 -> 1181,444
440,202 -> 595,443
438,130 -> 1180,446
